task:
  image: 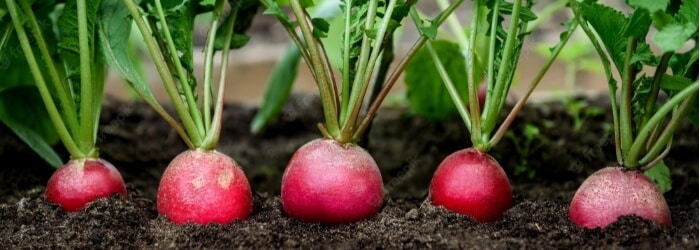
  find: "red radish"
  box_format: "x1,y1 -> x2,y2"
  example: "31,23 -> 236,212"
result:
569,166 -> 671,228
429,148 -> 512,223
157,149 -> 253,224
281,139 -> 384,225
45,158 -> 127,212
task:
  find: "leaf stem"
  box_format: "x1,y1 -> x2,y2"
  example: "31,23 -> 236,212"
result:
641,52 -> 672,128
77,0 -> 97,156
154,0 -> 205,139
123,0 -> 204,146
627,81 -> 698,166
354,0 -> 465,140
18,0 -> 80,141
289,0 -> 340,138
341,0 -> 398,143
570,0 -> 622,162
490,19 -> 578,147
426,41 -> 472,132
619,37 -> 637,166
201,0 -> 227,132
5,0 -> 83,158
466,0 -> 485,149
201,1 -> 237,150
340,0 -> 353,123
481,0 -> 522,142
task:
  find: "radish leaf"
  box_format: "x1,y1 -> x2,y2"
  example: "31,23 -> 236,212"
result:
644,161 -> 671,193
405,40 -> 468,121
0,87 -> 62,168
250,43 -> 301,134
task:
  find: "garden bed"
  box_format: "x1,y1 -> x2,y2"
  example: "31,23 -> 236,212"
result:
0,93 -> 697,248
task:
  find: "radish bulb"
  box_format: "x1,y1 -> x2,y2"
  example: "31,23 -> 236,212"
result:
569,166 -> 671,228
429,148 -> 513,222
45,158 -> 127,212
157,149 -> 253,224
281,139 -> 384,225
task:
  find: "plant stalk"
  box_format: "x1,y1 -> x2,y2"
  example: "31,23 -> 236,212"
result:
481,0 -> 522,142
201,1 -> 237,150
619,37 -> 637,166
353,0 -> 465,140
123,0 -> 204,146
201,0 -> 227,132
76,0 -> 97,156
289,0 -> 340,138
18,1 -> 80,140
631,84 -> 698,165
490,19 -> 578,147
426,41 -> 473,131
341,0 -> 398,144
5,0 -> 83,158
641,52 -> 672,128
154,0 -> 206,139
570,0 -> 622,162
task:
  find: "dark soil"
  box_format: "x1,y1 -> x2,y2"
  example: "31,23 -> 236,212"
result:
0,94 -> 697,249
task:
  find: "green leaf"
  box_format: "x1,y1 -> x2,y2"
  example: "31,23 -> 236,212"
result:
0,116 -> 63,168
299,0 -> 314,8
97,0 -> 159,103
250,43 -> 301,134
654,22 -> 697,52
405,40 -> 468,121
57,0 -> 102,91
580,2 -> 631,73
644,160 -> 672,193
0,87 -> 62,168
262,0 -> 295,27
213,0 -> 259,49
677,0 -> 699,26
311,17 -> 329,38
660,73 -> 694,91
628,0 -> 669,13
148,0 -> 197,91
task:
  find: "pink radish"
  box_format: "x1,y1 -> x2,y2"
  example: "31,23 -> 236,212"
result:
281,139 -> 384,225
569,166 -> 671,228
45,158 -> 127,212
157,149 -> 253,224
429,148 -> 512,222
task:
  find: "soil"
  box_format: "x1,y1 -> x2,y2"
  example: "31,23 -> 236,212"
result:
0,93 -> 697,249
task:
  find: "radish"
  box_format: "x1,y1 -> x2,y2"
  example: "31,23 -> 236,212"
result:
429,148 -> 512,222
415,0 -> 575,222
262,0 -> 445,224
281,139 -> 383,224
45,158 -> 127,212
122,0 -> 259,224
567,1 -> 698,229
157,150 -> 252,224
569,167 -> 671,228
5,0 -> 129,212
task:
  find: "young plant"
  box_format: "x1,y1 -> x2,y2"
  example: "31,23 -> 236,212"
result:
412,0 -> 578,222
261,0 -> 461,224
504,123 -> 548,179
567,0 -> 698,229
116,0 -> 258,224
2,0 -> 127,212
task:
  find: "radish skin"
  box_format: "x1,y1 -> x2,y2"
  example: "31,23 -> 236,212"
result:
569,166 -> 671,228
157,149 -> 253,224
429,148 -> 512,222
45,158 -> 127,212
281,139 -> 384,225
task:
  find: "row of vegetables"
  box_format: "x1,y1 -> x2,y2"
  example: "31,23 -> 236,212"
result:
0,0 -> 697,230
